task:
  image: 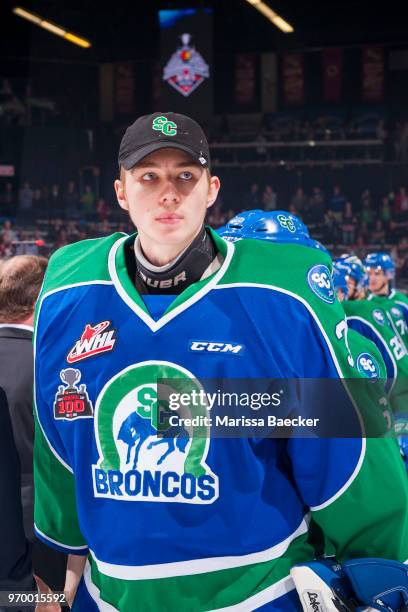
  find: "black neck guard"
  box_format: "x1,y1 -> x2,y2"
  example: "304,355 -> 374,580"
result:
134,226 -> 217,295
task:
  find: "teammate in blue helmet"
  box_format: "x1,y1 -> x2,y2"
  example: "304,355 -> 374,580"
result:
218,209 -> 309,244
332,263 -> 349,302
242,210 -> 310,243
307,238 -> 331,257
364,252 -> 408,329
219,211 -> 333,266
334,256 -> 367,301
364,252 -> 395,296
217,209 -> 265,242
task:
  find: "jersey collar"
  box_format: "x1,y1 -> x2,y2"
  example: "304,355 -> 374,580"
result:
108,227 -> 234,332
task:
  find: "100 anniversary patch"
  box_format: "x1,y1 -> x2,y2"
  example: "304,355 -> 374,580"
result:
54,368 -> 93,421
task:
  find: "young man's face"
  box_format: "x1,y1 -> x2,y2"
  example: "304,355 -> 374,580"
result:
346,276 -> 357,300
336,287 -> 346,302
367,268 -> 388,295
114,148 -> 220,249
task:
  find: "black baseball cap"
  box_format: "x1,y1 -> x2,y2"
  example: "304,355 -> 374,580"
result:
118,112 -> 211,171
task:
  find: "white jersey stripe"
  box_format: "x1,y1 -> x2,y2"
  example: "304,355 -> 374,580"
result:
89,515 -> 309,580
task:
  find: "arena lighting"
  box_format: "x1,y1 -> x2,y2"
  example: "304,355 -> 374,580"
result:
12,6 -> 91,48
245,0 -> 294,33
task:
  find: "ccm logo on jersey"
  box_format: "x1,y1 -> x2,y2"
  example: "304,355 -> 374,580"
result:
189,341 -> 244,355
67,321 -> 116,363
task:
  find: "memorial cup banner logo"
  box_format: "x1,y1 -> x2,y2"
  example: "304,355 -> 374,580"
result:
54,369 -> 94,421
92,361 -> 219,504
163,33 -> 209,97
67,320 -> 116,363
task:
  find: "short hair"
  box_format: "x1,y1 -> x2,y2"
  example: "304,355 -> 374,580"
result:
0,256 -> 48,323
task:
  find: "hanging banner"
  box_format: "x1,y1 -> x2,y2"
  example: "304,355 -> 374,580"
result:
322,48 -> 343,103
282,53 -> 304,105
261,52 -> 277,112
151,61 -> 162,112
115,62 -> 134,116
235,53 -> 257,106
362,46 -> 385,102
159,8 -> 213,120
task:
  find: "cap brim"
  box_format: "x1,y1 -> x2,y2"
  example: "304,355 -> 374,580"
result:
120,141 -> 208,171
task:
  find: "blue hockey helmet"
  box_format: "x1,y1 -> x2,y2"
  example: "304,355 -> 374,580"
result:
332,262 -> 349,297
347,261 -> 368,289
335,256 -> 368,290
364,252 -> 395,279
307,238 -> 331,257
217,209 -> 265,242
242,210 -> 310,243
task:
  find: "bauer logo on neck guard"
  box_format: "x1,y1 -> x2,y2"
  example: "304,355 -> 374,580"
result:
307,265 -> 335,304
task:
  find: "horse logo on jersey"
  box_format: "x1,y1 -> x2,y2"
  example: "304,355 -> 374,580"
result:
92,361 -> 219,504
66,321 -> 116,363
54,369 -> 94,421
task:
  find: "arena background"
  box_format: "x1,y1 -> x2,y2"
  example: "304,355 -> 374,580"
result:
1,0 -> 408,286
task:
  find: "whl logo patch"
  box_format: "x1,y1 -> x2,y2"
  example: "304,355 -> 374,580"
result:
67,321 -> 116,363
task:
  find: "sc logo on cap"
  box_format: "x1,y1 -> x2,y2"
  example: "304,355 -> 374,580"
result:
152,116 -> 177,136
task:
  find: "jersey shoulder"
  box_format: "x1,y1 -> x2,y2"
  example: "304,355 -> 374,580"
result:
347,328 -> 387,379
220,237 -> 332,297
343,300 -> 373,318
393,290 -> 408,303
41,233 -> 127,296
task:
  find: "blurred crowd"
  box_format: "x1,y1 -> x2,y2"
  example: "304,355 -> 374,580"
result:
1,177 -> 408,282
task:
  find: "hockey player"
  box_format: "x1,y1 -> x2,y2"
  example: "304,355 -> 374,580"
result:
343,256 -> 408,385
334,256 -> 367,301
223,213 -> 389,391
365,252 -> 408,336
34,114 -> 408,611
336,259 -> 408,471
